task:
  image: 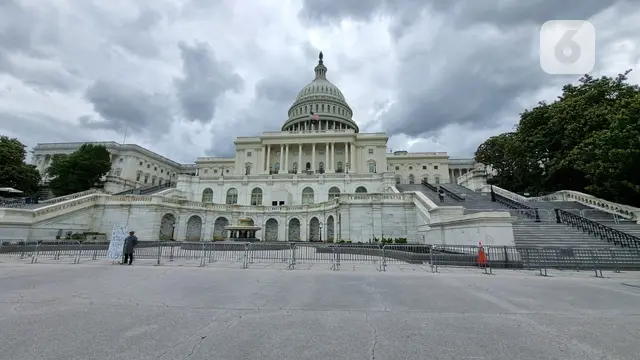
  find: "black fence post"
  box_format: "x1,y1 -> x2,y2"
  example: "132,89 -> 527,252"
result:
534,208 -> 541,223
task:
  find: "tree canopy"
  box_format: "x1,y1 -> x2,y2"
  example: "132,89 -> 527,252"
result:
47,144 -> 112,196
0,136 -> 41,194
475,70 -> 640,207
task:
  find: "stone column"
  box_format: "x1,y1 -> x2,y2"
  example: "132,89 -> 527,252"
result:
298,143 -> 303,173
312,143 -> 316,172
350,143 -> 356,173
345,142 -> 349,172
284,144 -> 289,172
325,143 -> 329,171
331,142 -> 335,171
279,145 -> 284,173
266,145 -> 271,173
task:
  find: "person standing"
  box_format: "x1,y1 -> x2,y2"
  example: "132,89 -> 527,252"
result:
121,231 -> 138,265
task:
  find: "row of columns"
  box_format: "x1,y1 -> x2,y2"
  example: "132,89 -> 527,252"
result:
263,142 -> 356,174
449,168 -> 475,182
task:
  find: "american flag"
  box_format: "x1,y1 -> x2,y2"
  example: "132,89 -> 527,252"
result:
310,111 -> 319,120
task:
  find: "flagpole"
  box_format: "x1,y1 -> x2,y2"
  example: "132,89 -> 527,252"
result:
122,126 -> 128,144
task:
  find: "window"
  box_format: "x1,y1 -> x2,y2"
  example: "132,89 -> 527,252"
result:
226,188 -> 238,204
119,158 -> 123,163
368,161 -> 376,173
202,188 -> 213,202
328,186 -> 340,199
136,172 -> 141,181
275,163 -> 280,171
203,169 -> 208,174
408,174 -> 414,184
225,169 -> 229,173
395,166 -> 399,170
147,164 -> 150,168
409,166 -> 413,170
302,187 -> 314,204
247,152 -> 252,157
368,149 -> 374,154
355,186 -> 367,193
245,165 -> 251,175
422,166 -> 427,170
158,179 -> 163,185
154,167 -> 157,171
395,175 -> 401,184
139,161 -> 143,166
144,174 -> 149,183
435,176 -> 440,184
337,161 -> 343,172
152,176 -> 156,185
161,169 -> 164,173
434,165 -> 439,170
115,168 -> 122,176
251,188 -> 263,205
306,162 -> 311,170
333,105 -> 336,113
214,169 -> 218,173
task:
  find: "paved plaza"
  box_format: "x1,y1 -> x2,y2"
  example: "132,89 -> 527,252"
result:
1,261 -> 639,360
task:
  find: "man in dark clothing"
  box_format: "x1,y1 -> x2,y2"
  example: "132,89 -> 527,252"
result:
121,231 -> 138,265
438,189 -> 445,203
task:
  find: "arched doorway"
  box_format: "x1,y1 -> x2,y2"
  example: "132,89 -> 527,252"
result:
408,174 -> 415,184
265,218 -> 278,241
186,215 -> 203,241
326,215 -> 335,241
159,213 -> 176,240
355,186 -> 367,193
309,217 -> 320,241
213,217 -> 229,240
288,218 -> 301,241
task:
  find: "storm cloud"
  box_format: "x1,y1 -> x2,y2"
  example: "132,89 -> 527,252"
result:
0,0 -> 639,162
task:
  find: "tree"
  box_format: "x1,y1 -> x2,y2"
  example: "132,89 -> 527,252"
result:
47,144 -> 112,196
475,70 -> 640,206
0,136 -> 41,194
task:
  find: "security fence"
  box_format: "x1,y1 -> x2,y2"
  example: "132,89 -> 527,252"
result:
2,240 -> 639,274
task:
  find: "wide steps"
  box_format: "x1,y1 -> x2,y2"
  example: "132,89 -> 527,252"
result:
395,184 -> 441,203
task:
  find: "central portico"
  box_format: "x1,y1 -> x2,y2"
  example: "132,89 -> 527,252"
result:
183,52 -> 392,206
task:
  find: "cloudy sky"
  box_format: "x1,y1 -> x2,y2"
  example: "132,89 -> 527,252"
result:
1,0 -> 639,163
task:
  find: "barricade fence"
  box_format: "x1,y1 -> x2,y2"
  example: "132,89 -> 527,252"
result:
2,240 -> 639,273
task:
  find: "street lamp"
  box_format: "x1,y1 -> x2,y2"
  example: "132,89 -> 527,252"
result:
170,224 -> 176,241
345,163 -> 349,174
319,222 -> 324,242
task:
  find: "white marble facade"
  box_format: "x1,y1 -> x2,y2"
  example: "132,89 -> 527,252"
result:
30,53 -> 476,204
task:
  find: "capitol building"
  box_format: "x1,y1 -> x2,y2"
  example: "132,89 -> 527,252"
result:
17,53 -> 503,245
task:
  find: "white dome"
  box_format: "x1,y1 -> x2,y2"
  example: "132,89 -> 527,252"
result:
281,52 -> 359,132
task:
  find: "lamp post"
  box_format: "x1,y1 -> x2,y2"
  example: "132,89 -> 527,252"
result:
319,222 -> 323,242
346,163 -> 349,174
170,224 -> 176,241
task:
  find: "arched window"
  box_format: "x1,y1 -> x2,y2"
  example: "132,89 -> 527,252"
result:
422,176 -> 429,184
328,186 -> 340,199
293,162 -> 298,173
435,176 -> 440,184
355,186 -> 367,193
245,164 -> 251,175
302,187 -> 314,204
408,174 -> 415,184
395,175 -> 401,184
201,188 -> 213,203
337,161 -> 343,172
251,188 -> 263,206
226,188 -> 238,204
306,162 -> 311,170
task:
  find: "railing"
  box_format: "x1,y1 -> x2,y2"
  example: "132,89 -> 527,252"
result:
439,185 -> 464,201
491,187 -> 541,222
40,189 -> 100,205
0,196 -> 40,208
421,179 -> 438,192
114,182 -> 174,195
555,209 -> 640,248
2,241 -> 638,273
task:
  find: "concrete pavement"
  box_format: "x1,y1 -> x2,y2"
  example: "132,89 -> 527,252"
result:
0,262 -> 639,360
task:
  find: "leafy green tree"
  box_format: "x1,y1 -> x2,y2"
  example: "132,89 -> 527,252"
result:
0,136 -> 41,194
47,144 -> 112,196
475,70 -> 640,206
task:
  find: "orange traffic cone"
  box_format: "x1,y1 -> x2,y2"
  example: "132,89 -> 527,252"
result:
477,241 -> 487,267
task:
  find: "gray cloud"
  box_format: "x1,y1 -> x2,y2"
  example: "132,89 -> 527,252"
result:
80,79 -> 173,133
174,41 -> 243,123
299,0 -> 635,140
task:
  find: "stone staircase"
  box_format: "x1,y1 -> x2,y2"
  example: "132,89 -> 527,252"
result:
395,184 -> 441,203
